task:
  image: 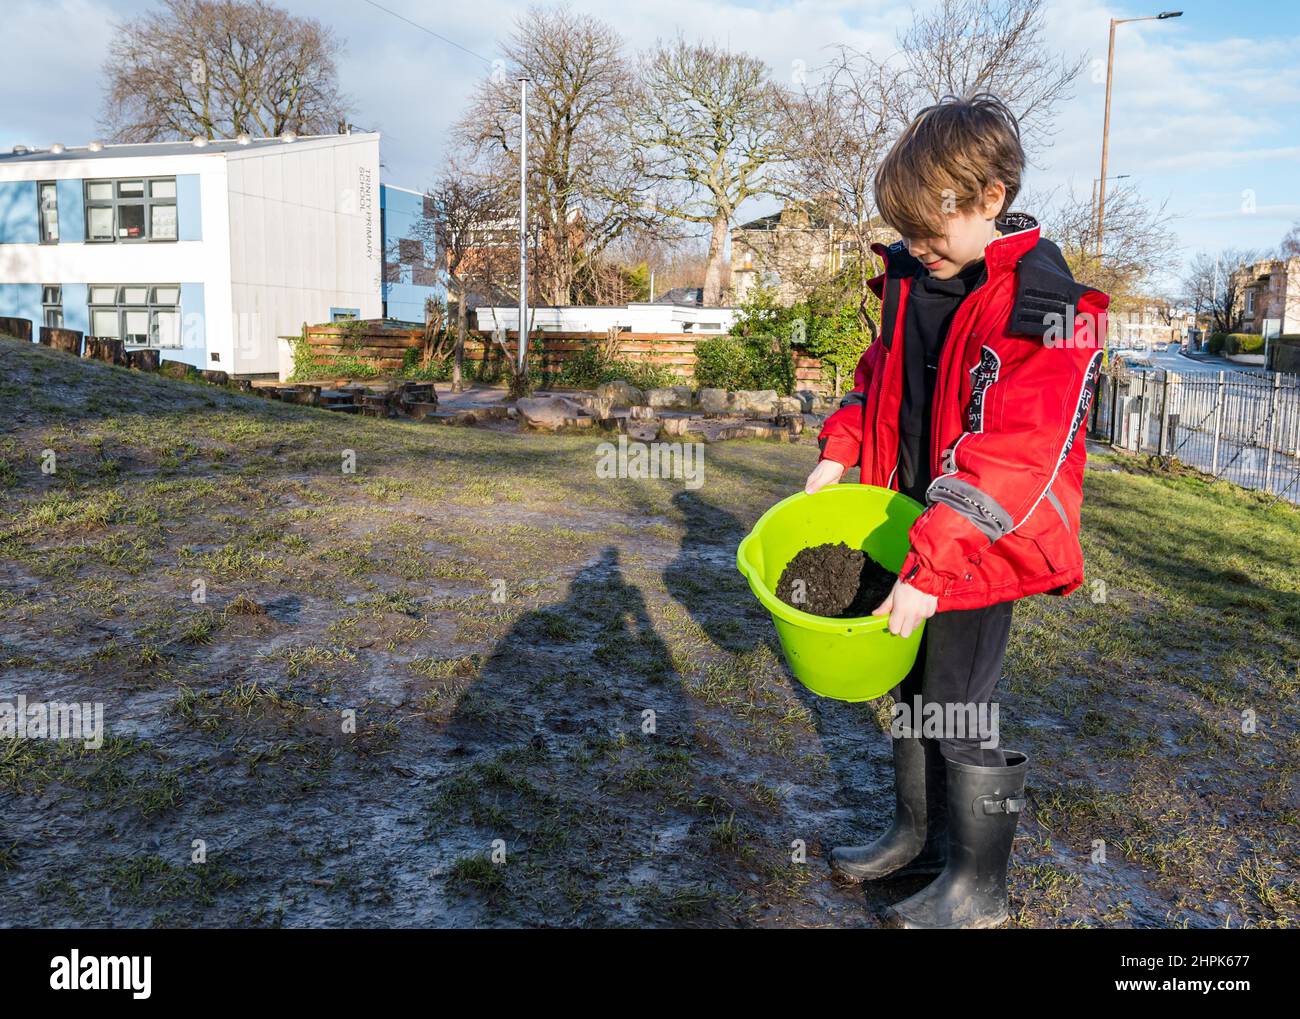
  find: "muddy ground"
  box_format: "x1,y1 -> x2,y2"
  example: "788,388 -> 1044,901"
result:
0,340 -> 1296,928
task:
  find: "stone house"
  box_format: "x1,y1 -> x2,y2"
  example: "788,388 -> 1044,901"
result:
730,202 -> 886,305
1233,256 -> 1300,336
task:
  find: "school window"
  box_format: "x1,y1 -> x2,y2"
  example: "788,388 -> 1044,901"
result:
38,182 -> 59,243
88,285 -> 182,348
42,285 -> 63,328
83,177 -> 178,243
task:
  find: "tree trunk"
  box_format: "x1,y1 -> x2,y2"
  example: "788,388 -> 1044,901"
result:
702,211 -> 730,306
453,286 -> 467,394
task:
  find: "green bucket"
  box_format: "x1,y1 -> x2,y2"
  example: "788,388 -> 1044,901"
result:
735,483 -> 926,702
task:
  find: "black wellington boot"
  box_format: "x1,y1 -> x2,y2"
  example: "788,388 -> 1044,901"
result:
830,728 -> 949,881
887,749 -> 1029,929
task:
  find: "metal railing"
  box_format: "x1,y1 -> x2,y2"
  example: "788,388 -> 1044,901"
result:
1090,362 -> 1300,505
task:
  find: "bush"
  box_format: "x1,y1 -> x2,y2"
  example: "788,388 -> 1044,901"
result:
728,280 -> 874,394
551,342 -> 681,391
398,346 -> 452,381
693,334 -> 795,394
1207,331 -> 1227,354
1223,332 -> 1265,355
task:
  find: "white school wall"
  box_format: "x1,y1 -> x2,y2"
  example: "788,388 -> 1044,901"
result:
225,135 -> 382,377
0,152 -> 235,367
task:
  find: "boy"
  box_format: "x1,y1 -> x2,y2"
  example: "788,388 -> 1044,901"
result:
804,94 -> 1109,929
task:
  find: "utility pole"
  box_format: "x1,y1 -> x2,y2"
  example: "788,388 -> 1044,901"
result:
518,76 -> 529,376
1096,11 -> 1183,259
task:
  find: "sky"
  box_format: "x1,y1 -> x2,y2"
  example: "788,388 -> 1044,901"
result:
5,0 -> 1299,294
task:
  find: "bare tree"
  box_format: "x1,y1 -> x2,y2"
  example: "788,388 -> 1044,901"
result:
1042,179 -> 1175,308
1183,249 -> 1259,335
898,0 -> 1086,153
412,172 -> 514,392
770,47 -> 905,333
100,0 -> 351,141
631,37 -> 787,305
455,5 -> 664,307
1280,220 -> 1300,259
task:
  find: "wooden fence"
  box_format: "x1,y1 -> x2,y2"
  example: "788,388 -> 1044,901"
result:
301,324 -> 832,392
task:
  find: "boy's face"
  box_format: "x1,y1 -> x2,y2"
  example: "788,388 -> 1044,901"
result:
903,209 -> 996,279
900,182 -> 1007,280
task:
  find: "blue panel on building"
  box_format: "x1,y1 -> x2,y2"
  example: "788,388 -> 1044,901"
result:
0,283 -> 42,336
0,181 -> 39,244
176,174 -> 202,241
175,282 -> 207,368
380,183 -> 442,323
62,283 -> 89,333
56,179 -> 85,243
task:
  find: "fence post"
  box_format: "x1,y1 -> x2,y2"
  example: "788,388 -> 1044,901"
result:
1284,371 -> 1294,454
1138,371 -> 1149,452
1264,372 -> 1281,492
1109,367 -> 1119,444
1158,370 -> 1170,456
1211,370 -> 1225,474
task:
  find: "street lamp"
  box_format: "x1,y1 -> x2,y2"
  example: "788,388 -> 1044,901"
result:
1096,10 -> 1183,259
1091,173 -> 1130,225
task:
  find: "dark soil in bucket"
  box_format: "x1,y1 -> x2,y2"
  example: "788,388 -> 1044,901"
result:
774,541 -> 897,618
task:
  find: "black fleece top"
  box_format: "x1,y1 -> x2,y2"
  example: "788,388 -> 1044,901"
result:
897,258 -> 986,503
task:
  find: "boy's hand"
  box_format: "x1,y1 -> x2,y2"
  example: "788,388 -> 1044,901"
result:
804,460 -> 845,494
872,579 -> 937,638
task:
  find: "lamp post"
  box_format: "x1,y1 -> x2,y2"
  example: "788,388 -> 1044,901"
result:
1090,173 -> 1130,223
1096,11 -> 1182,259
518,76 -> 529,376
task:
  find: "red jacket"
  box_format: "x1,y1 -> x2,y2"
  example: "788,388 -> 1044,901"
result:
817,213 -> 1110,611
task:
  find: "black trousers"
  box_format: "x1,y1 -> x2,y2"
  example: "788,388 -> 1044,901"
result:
894,466 -> 1015,767
888,600 -> 1015,767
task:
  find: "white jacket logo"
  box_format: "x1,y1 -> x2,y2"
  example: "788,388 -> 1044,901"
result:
966,346 -> 1001,432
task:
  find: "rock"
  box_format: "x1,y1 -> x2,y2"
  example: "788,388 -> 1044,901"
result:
568,391 -> 613,419
776,396 -> 804,417
515,395 -> 591,430
200,369 -> 229,386
644,386 -> 694,410
711,421 -> 799,442
159,360 -> 191,379
697,388 -> 729,415
729,389 -> 779,415
659,415 -> 702,438
595,380 -> 643,408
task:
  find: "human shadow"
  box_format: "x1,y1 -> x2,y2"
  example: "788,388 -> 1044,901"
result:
661,487 -> 896,908
437,544 -> 744,926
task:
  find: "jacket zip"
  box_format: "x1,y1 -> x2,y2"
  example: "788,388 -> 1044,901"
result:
924,220 -> 1039,485
876,271 -> 911,486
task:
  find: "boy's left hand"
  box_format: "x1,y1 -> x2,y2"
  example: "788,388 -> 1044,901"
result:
872,580 -> 938,638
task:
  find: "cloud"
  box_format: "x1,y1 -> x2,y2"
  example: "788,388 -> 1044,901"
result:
5,0 -> 1298,276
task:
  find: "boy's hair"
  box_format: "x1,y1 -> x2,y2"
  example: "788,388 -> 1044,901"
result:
875,93 -> 1025,241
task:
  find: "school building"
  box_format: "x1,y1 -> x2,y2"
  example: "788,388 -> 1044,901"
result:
0,132 -> 439,378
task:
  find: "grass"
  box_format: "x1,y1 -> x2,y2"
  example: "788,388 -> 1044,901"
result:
1,336 -> 1296,928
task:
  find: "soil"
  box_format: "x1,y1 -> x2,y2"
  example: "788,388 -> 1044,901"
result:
775,542 -> 896,618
